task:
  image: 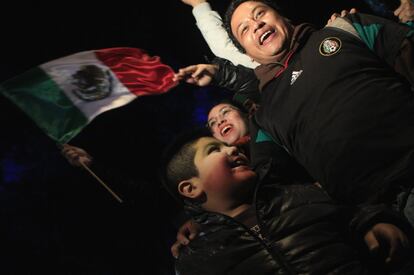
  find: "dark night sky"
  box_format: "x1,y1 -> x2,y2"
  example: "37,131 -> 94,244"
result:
0,1 -> 388,274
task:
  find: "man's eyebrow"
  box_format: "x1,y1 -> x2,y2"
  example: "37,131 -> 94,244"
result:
251,5 -> 262,16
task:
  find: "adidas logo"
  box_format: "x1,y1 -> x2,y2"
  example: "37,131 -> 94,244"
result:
290,70 -> 303,85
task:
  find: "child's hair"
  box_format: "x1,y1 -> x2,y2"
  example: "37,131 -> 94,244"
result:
223,0 -> 282,53
160,128 -> 211,203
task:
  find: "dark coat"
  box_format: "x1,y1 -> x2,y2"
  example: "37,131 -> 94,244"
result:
176,162 -> 405,275
213,13 -> 414,205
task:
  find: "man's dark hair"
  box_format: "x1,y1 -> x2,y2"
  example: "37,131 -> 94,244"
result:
224,0 -> 282,53
160,128 -> 211,203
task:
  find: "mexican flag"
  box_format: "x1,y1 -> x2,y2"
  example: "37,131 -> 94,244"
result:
0,47 -> 177,144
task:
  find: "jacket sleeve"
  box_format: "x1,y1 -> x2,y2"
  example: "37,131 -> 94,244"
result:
211,56 -> 261,111
348,203 -> 412,243
344,13 -> 414,87
192,2 -> 259,68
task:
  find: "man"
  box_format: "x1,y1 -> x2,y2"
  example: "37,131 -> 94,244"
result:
175,0 -> 414,223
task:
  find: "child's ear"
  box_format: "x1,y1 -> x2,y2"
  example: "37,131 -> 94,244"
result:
178,178 -> 203,199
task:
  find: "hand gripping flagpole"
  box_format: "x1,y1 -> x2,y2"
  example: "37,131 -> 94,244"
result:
57,143 -> 123,203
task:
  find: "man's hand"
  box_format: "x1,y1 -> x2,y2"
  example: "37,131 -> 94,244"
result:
171,219 -> 200,259
61,144 -> 93,167
326,8 -> 357,26
181,0 -> 206,8
394,0 -> 414,23
173,64 -> 218,86
364,223 -> 410,266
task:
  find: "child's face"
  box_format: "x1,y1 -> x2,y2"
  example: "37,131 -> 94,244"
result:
193,137 -> 256,198
207,103 -> 249,145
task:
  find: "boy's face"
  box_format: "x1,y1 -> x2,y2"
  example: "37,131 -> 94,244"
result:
193,137 -> 256,198
207,103 -> 249,145
230,1 -> 293,64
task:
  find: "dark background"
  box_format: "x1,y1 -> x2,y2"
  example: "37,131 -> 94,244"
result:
0,1 -> 398,274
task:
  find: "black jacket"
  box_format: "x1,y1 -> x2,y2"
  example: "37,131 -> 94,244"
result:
212,13 -> 414,205
176,161 -> 407,275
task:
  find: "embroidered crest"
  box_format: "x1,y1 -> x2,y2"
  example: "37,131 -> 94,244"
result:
71,65 -> 113,101
319,37 -> 341,56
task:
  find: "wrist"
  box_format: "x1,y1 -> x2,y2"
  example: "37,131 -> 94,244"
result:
191,0 -> 207,7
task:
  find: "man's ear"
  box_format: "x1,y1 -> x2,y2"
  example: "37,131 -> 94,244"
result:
178,178 -> 203,199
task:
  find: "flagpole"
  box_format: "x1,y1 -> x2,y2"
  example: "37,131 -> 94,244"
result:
79,161 -> 123,203
58,143 -> 123,203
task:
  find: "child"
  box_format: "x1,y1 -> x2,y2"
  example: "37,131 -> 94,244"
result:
162,129 -> 411,275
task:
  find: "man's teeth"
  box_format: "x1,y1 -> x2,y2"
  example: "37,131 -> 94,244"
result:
260,30 -> 273,44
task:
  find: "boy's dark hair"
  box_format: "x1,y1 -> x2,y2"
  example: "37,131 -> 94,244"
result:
160,128 -> 211,204
224,0 -> 282,53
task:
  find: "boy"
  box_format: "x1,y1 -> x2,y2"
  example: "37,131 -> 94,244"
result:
162,130 -> 411,275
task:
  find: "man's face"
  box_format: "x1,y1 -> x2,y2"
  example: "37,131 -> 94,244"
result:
193,137 -> 256,197
230,1 -> 293,64
207,104 -> 249,145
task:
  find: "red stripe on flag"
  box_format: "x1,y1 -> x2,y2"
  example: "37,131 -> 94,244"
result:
95,48 -> 177,96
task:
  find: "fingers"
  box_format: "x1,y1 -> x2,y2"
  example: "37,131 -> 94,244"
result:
394,1 -> 414,22
367,223 -> 411,267
386,235 -> 401,264
349,8 -> 357,14
327,9 -> 352,26
181,0 -> 206,8
191,65 -> 206,79
173,65 -> 198,82
61,144 -> 92,167
329,13 -> 340,24
171,241 -> 183,259
394,5 -> 403,17
174,64 -> 215,86
172,225 -> 192,259
176,229 -> 191,246
386,228 -> 410,265
187,220 -> 200,240
364,230 -> 380,256
174,65 -> 206,83
399,11 -> 414,23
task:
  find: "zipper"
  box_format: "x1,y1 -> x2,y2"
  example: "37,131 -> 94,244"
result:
252,185 -> 297,275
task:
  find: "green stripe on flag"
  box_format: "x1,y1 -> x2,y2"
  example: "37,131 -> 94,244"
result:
0,67 -> 88,144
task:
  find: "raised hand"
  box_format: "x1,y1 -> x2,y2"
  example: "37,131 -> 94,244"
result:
173,64 -> 218,86
171,219 -> 200,259
394,0 -> 414,23
364,223 -> 410,267
181,0 -> 207,8
326,8 -> 357,26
